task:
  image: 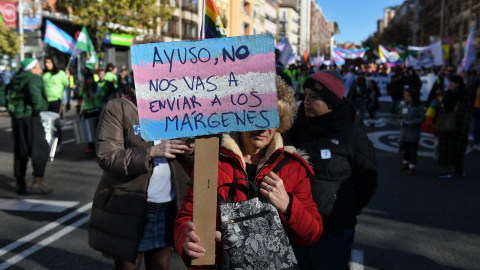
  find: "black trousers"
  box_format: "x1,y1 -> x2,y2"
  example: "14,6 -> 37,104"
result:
402,141 -> 418,165
48,100 -> 62,144
12,117 -> 50,179
84,111 -> 100,149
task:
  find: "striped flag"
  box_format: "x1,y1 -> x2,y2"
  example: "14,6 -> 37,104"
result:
44,20 -> 79,55
287,52 -> 297,66
276,38 -> 293,67
379,44 -> 401,66
75,26 -> 97,70
201,0 -> 226,39
461,26 -> 475,71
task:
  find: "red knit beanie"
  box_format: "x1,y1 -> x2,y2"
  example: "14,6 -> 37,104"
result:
304,70 -> 345,107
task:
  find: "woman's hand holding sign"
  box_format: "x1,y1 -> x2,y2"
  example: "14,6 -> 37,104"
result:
148,139 -> 194,160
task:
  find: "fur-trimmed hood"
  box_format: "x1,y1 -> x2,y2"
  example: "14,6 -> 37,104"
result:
220,132 -> 311,172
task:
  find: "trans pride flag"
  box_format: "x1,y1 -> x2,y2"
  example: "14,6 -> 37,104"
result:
201,0 -> 226,39
333,47 -> 367,60
44,20 -> 79,55
275,38 -> 293,67
461,27 -> 475,71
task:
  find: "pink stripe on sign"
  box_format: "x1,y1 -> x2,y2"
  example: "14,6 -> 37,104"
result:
138,91 -> 278,120
133,52 -> 275,85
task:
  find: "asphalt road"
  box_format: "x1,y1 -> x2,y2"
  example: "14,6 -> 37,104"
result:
0,103 -> 479,270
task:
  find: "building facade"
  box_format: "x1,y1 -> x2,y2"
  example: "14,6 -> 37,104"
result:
298,0 -> 310,55
310,1 -> 331,56
278,0 -> 300,53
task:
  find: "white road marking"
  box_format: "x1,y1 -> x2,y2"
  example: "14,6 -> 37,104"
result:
350,249 -> 364,270
367,130 -> 473,157
0,199 -> 79,213
0,215 -> 90,270
61,138 -> 76,145
0,202 -> 91,257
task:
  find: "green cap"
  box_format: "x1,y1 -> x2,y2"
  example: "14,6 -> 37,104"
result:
21,58 -> 38,71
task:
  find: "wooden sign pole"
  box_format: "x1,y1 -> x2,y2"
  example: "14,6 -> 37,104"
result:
192,135 -> 219,265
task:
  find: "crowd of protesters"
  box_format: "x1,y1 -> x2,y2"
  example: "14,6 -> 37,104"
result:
1,45 -> 479,270
276,60 -> 479,179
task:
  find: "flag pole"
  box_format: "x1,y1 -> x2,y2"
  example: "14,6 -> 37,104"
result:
65,56 -> 73,71
201,0 -> 206,40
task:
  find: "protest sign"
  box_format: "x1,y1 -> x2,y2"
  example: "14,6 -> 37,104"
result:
131,34 -> 278,141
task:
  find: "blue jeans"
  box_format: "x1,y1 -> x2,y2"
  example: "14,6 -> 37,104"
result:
292,227 -> 355,270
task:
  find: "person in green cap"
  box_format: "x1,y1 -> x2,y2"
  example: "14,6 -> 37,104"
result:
0,58 -> 53,194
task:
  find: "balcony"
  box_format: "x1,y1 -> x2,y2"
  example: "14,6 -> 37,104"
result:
265,14 -> 276,23
181,0 -> 198,13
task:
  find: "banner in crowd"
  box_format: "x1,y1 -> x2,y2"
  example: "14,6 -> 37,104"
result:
405,41 -> 443,69
331,47 -> 367,66
44,20 -> 79,55
461,26 -> 475,71
366,76 -> 391,102
366,74 -> 437,102
131,34 -> 279,141
334,47 -> 367,59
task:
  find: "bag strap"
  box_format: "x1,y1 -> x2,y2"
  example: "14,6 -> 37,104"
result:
271,156 -> 290,174
218,156 -> 291,204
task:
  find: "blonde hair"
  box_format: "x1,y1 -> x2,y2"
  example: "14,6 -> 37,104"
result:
276,76 -> 297,133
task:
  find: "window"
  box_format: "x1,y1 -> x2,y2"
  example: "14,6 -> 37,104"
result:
182,0 -> 198,13
162,17 -> 180,38
182,19 -> 198,40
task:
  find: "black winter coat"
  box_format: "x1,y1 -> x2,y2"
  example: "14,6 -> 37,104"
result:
285,123 -> 377,231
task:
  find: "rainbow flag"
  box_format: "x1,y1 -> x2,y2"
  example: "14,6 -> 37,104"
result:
201,0 -> 226,39
378,44 -> 401,66
422,100 -> 437,133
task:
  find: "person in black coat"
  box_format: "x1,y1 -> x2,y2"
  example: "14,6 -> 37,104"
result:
284,70 -> 378,270
388,67 -> 406,113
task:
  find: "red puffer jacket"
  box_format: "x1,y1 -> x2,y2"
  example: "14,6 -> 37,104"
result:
174,132 -> 323,269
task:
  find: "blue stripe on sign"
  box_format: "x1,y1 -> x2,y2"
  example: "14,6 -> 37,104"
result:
139,108 -> 280,141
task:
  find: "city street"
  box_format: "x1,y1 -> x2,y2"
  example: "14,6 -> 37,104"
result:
0,103 -> 479,270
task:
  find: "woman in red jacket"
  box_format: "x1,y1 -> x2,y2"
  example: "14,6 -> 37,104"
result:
174,77 -> 323,269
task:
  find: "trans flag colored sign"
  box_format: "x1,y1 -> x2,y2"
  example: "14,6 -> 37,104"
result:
131,34 -> 279,141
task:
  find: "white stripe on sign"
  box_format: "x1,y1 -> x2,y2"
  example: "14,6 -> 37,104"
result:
0,202 -> 91,257
0,215 -> 90,270
0,199 -> 79,213
350,249 -> 364,270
